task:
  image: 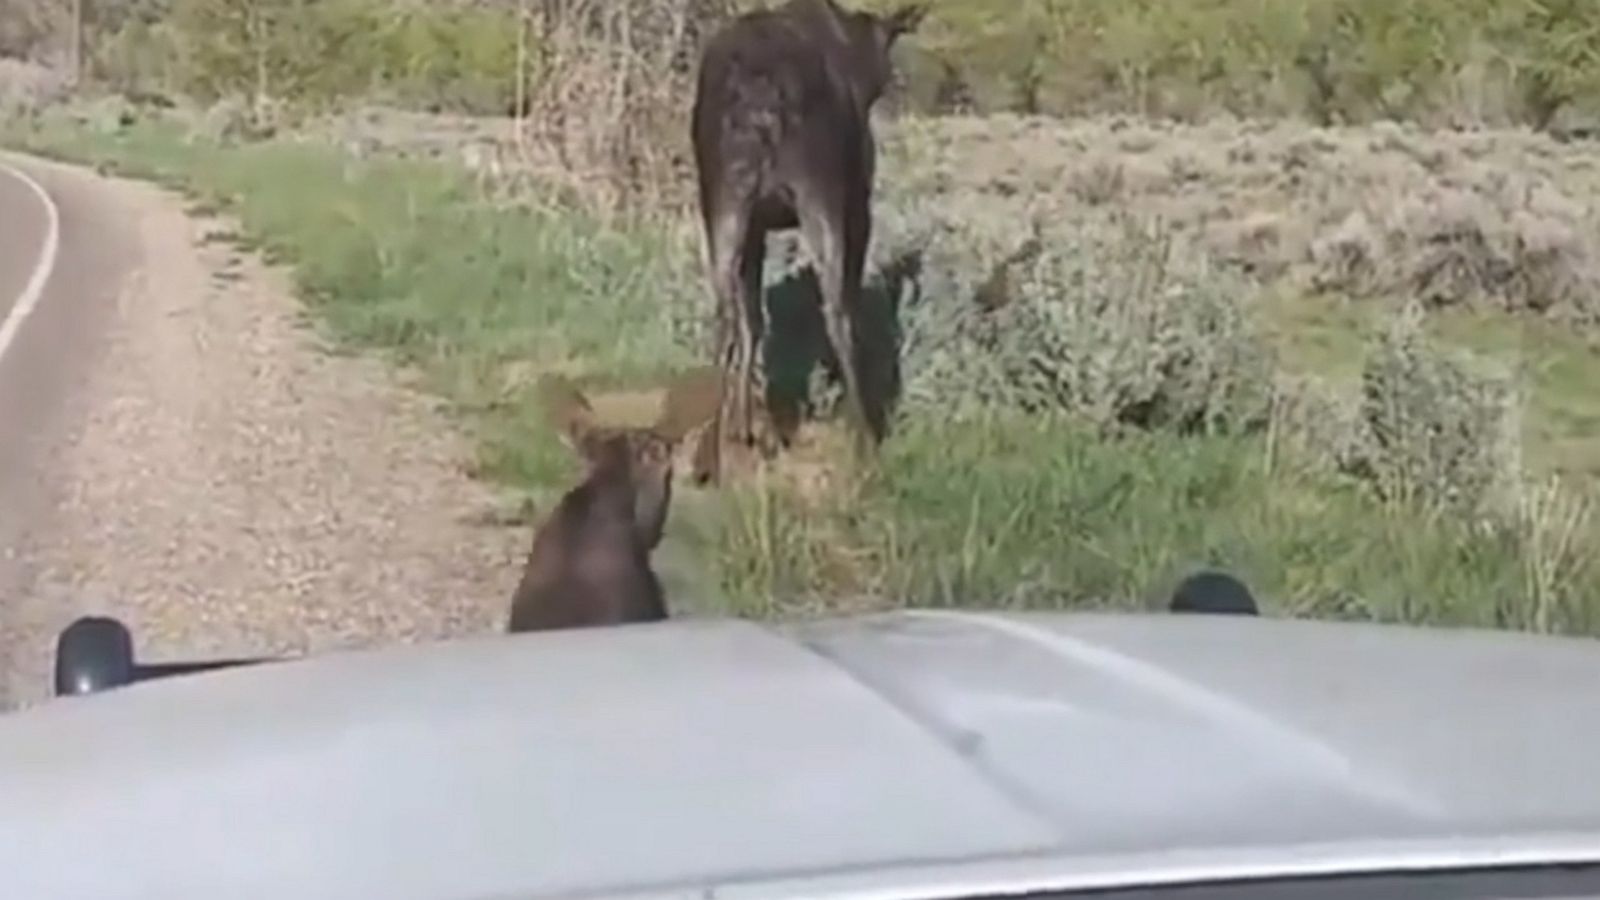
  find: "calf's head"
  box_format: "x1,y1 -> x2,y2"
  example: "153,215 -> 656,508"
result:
539,367 -> 724,548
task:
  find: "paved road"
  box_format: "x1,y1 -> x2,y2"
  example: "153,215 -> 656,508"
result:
0,161 -> 52,328
0,154 -> 131,703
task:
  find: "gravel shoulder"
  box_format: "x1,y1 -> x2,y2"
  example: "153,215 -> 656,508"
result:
0,155 -> 524,709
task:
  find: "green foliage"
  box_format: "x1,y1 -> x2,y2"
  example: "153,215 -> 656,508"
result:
875,204 -> 1273,435
908,0 -> 1600,127
33,0 -> 1600,129
93,0 -> 519,114
711,409 -> 1598,634
91,18 -> 182,96
369,5 -> 520,113
1498,0 -> 1600,128
165,0 -> 373,105
1348,307 -> 1523,516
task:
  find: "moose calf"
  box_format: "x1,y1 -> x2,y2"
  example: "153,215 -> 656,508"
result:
507,371 -> 721,633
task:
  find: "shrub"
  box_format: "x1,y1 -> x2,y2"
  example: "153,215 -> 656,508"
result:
89,17 -> 182,100
1265,306 -> 1525,519
0,58 -> 69,124
1310,178 -> 1600,323
0,0 -> 61,63
880,114 -> 1600,329
1346,306 -> 1523,516
87,0 -> 524,116
905,0 -> 1600,129
860,198 -> 1274,436
369,4 -> 521,114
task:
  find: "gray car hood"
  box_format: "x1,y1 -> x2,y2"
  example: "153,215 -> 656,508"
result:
1,609 -> 1599,900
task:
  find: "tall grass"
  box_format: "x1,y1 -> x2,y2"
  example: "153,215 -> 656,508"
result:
717,410 -> 1596,633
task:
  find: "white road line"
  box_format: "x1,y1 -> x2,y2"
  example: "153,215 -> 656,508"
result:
0,157 -> 62,365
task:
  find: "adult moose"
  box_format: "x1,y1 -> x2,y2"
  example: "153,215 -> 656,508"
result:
691,0 -> 928,479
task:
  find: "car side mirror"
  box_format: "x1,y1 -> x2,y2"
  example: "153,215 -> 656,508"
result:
54,616 -> 278,698
1168,570 -> 1260,616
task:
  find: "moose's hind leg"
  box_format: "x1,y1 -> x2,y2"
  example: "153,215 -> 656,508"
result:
705,201 -> 759,472
797,198 -> 876,456
737,225 -> 784,460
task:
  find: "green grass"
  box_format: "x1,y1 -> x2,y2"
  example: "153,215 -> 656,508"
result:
716,412 -> 1599,635
9,107 -> 1598,636
1259,288 -> 1600,483
1434,311 -> 1600,483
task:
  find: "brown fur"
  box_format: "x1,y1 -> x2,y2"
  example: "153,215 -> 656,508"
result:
691,0 -> 928,478
506,373 -> 721,633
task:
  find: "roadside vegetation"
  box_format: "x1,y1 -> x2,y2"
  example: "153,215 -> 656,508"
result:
4,0 -> 1598,634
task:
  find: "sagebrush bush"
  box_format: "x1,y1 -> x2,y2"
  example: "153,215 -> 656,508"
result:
863,197 -> 1274,435
1346,306 -> 1523,516
1265,371 -> 1354,461
881,115 -> 1600,329
1,1 -> 58,62
0,58 -> 67,125
1268,329 -> 1525,521
1310,179 -> 1600,323
199,96 -> 253,143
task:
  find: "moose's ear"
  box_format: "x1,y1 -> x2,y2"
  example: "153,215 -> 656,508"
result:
654,366 -> 724,444
883,3 -> 929,42
536,373 -> 598,452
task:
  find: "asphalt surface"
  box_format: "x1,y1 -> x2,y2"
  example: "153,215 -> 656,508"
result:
0,154 -> 130,704
0,162 -> 50,327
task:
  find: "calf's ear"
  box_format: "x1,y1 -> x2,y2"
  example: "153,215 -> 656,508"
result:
654,365 -> 723,444
536,373 -> 599,454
